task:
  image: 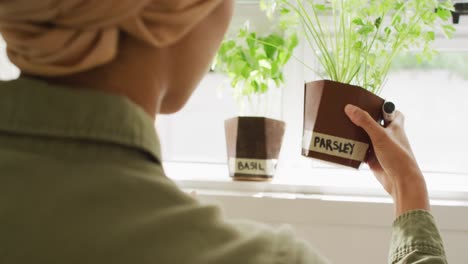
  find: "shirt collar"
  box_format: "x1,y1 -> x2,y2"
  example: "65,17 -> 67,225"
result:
0,77 -> 161,163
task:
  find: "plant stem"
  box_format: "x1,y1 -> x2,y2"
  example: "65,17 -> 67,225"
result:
297,0 -> 338,80
377,14 -> 424,94
332,0 -> 341,81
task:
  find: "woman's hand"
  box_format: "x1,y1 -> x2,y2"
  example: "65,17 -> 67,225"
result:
344,104 -> 430,217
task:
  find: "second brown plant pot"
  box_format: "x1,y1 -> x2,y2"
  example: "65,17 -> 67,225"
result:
225,116 -> 285,181
302,80 -> 385,169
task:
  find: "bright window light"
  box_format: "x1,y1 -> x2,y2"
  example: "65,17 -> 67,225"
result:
156,7 -> 468,200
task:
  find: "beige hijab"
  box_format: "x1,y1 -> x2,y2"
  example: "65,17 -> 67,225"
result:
0,0 -> 223,76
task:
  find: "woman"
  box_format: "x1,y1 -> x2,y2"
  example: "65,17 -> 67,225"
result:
0,1 -> 446,263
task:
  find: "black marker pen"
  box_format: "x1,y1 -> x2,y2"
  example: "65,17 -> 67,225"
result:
382,101 -> 396,123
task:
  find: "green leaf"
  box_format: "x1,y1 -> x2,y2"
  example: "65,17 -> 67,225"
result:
384,27 -> 391,36
288,33 -> 299,50
232,60 -> 247,75
438,1 -> 455,11
313,4 -> 328,12
271,61 -> 280,76
259,59 -> 272,69
436,8 -> 452,21
231,78 -> 238,89
442,25 -> 456,38
393,1 -> 404,10
280,7 -> 290,15
374,17 -> 382,29
353,41 -> 363,50
252,80 -> 260,93
352,18 -> 365,26
260,83 -> 268,93
262,34 -> 283,58
246,33 -> 257,50
367,53 -> 377,66
358,24 -> 375,35
395,23 -> 408,33
391,15 -> 402,26
425,31 -> 435,41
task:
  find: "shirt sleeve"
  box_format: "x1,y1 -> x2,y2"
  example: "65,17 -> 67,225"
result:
389,210 -> 447,264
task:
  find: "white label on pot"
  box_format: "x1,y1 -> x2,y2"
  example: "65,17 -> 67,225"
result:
303,130 -> 369,161
228,158 -> 278,176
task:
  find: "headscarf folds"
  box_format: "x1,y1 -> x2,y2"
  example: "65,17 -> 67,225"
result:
0,0 -> 223,76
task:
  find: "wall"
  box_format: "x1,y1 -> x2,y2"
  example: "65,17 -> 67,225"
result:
197,193 -> 468,263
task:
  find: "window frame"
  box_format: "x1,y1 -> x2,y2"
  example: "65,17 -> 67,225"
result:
163,2 -> 468,203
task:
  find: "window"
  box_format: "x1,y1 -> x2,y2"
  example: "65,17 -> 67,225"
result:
157,3 -> 468,201
383,52 -> 468,174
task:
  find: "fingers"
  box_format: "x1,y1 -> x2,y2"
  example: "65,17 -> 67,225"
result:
385,111 -> 406,139
344,104 -> 386,142
388,111 -> 405,127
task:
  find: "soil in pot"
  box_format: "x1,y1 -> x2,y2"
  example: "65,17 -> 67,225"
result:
225,116 -> 285,181
302,80 -> 385,169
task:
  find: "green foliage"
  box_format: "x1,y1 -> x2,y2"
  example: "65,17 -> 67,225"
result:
263,0 -> 456,94
214,23 -> 298,100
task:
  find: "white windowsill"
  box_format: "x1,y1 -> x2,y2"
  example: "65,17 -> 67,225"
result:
164,161 -> 468,207
165,161 -> 468,231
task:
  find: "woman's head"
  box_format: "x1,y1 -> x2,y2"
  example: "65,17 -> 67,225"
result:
0,0 -> 234,115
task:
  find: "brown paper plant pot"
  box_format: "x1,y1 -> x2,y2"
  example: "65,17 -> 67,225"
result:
225,117 -> 285,181
302,80 -> 385,169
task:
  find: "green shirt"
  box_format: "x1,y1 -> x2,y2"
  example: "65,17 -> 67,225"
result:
0,77 -> 447,264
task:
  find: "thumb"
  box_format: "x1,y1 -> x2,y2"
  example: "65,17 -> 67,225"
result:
344,104 -> 385,142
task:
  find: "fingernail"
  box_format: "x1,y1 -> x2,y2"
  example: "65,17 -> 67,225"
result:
344,104 -> 358,116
